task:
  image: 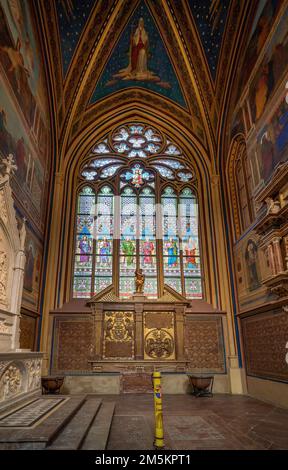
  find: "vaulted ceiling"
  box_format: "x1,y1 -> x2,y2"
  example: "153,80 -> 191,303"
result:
35,0 -> 254,166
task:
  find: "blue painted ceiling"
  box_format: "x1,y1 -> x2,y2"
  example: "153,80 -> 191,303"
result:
89,1 -> 187,108
56,0 -> 96,76
55,0 -> 232,83
187,0 -> 231,80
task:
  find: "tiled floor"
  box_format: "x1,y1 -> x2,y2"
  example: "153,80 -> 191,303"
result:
101,394 -> 288,450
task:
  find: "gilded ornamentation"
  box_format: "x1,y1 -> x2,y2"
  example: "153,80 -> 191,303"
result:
103,312 -> 134,359
135,269 -> 145,293
0,250 -> 8,305
0,190 -> 8,224
104,312 -> 134,343
144,329 -> 174,359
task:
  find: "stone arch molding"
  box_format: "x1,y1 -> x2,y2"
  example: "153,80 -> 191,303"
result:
0,154 -> 26,351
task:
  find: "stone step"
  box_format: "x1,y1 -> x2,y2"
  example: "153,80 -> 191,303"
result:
81,402 -> 115,450
0,395 -> 86,450
48,398 -> 102,450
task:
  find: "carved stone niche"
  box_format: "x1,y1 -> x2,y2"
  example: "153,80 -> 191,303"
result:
254,162 -> 288,299
0,155 -> 26,351
0,155 -> 43,410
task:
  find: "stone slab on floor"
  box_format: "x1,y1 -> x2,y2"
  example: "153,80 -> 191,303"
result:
48,398 -> 102,450
81,402 -> 115,450
0,395 -> 85,450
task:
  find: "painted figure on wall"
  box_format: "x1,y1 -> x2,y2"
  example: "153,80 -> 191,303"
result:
237,0 -> 281,99
24,242 -> 35,292
249,7 -> 288,124
257,97 -> 288,181
245,240 -> 260,291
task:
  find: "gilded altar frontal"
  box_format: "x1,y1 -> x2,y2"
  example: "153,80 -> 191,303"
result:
0,0 -> 288,453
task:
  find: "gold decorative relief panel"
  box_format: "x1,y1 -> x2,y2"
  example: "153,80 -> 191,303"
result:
103,311 -> 134,359
144,312 -> 175,360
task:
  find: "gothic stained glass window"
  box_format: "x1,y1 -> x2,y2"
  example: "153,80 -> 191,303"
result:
73,123 -> 203,300
73,186 -> 95,298
120,187 -> 137,298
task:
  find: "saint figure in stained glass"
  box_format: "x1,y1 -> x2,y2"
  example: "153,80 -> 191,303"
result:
79,234 -> 92,263
132,168 -> 143,187
122,237 -> 135,266
185,238 -> 197,269
99,237 -> 111,266
143,239 -> 154,264
167,238 -> 178,267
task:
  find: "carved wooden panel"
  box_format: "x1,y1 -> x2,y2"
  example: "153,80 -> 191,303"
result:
51,316 -> 93,372
19,314 -> 37,350
144,311 -> 175,360
241,310 -> 288,382
103,311 -> 134,359
184,315 -> 226,373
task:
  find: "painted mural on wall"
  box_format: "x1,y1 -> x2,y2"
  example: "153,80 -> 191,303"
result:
245,239 -> 261,291
90,1 -> 187,108
238,0 -> 281,98
0,0 -> 50,312
22,227 -> 42,312
249,6 -> 288,124
256,93 -> 288,182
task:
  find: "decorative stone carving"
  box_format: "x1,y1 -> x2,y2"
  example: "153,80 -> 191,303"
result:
0,251 -> 8,305
0,154 -> 26,350
25,359 -> 42,390
265,197 -> 281,214
1,364 -> 23,400
0,190 -> 8,224
0,353 -> 43,406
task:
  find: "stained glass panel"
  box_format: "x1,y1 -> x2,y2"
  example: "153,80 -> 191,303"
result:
74,255 -> 93,276
100,164 -> 123,178
90,158 -> 121,168
165,277 -> 182,293
144,277 -> 158,298
119,277 -> 135,299
185,278 -> 202,298
94,277 -> 112,293
76,216 -> 94,235
153,159 -> 184,169
77,187 -> 95,214
73,277 -> 92,298
152,165 -> 174,179
92,141 -> 110,154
